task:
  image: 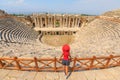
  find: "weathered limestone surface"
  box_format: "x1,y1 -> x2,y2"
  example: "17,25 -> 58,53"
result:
0,9 -> 120,58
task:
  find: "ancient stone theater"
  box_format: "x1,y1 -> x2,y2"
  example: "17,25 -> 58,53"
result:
0,9 -> 120,57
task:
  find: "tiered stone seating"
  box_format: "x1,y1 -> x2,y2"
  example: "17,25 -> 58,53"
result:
0,18 -> 38,43
70,16 -> 120,57
97,17 -> 120,40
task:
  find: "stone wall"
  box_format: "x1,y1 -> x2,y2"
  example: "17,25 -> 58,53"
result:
32,14 -> 83,29
0,10 -> 7,16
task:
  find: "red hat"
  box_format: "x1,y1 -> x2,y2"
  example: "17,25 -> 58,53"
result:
62,44 -> 70,52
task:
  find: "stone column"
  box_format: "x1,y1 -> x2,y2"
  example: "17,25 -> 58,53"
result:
62,18 -> 64,27
50,31 -> 51,35
63,31 -> 65,35
60,17 -> 61,27
34,17 -> 37,27
51,17 -> 53,27
48,17 -> 50,27
64,18 -> 65,27
68,17 -> 71,28
45,31 -> 47,35
50,17 -> 52,27
71,18 -> 73,27
77,18 -> 79,27
66,18 -> 68,27
78,18 -> 81,27
35,17 -> 38,27
47,17 -> 49,27
38,17 -> 40,28
40,17 -> 42,28
49,17 -> 51,27
45,17 -> 47,27
53,16 -> 55,28
60,17 -> 62,27
51,16 -> 53,28
70,31 -> 72,35
52,31 -> 54,35
75,18 -> 78,27
72,17 -> 75,27
64,18 -> 66,27
52,17 -> 54,27
42,31 -> 45,35
36,17 -> 39,27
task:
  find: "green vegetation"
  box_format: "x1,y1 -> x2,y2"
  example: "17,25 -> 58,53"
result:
55,21 -> 60,27
81,14 -> 97,16
10,13 -> 27,16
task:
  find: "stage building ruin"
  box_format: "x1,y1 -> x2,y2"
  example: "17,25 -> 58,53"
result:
32,14 -> 83,29
31,13 -> 86,46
